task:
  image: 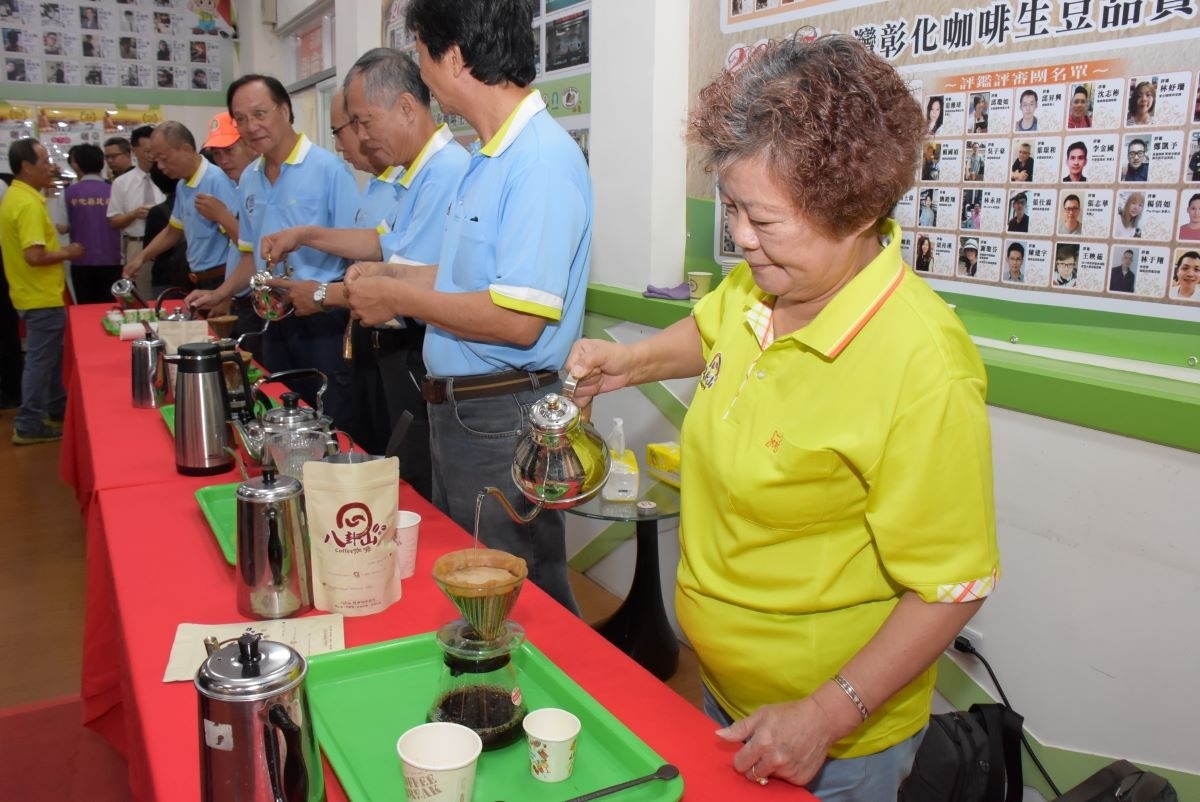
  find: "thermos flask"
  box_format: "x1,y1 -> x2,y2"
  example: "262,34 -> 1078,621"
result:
196,632 -> 324,802
167,342 -> 235,476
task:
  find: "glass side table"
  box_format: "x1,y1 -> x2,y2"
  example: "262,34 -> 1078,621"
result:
567,479 -> 681,680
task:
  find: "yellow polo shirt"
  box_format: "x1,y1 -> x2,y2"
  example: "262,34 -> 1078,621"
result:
0,179 -> 65,310
676,219 -> 999,758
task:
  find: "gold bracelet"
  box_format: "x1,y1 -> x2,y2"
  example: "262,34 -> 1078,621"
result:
832,673 -> 870,722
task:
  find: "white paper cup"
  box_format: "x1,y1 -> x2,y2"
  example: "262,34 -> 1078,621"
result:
396,722 -> 482,801
687,271 -> 712,300
395,510 -> 421,579
523,707 -> 581,783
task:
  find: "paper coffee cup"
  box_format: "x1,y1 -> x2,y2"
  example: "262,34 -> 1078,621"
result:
687,272 -> 713,300
395,510 -> 421,580
524,707 -> 581,783
397,722 -> 482,801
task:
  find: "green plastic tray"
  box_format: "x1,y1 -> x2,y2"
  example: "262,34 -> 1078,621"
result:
307,634 -> 684,802
160,404 -> 176,435
194,482 -> 239,566
101,316 -> 121,335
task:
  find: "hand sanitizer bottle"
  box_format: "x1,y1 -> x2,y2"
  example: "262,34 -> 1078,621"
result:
601,417 -> 639,502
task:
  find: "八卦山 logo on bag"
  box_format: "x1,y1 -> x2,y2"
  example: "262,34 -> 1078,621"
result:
324,502 -> 388,552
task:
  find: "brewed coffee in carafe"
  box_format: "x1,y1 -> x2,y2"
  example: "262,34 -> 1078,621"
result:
429,548 -> 528,749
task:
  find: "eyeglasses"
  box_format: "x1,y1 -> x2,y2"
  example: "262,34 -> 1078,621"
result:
1064,204 -> 1081,211
1128,149 -> 1146,156
330,121 -> 351,138
231,105 -> 279,128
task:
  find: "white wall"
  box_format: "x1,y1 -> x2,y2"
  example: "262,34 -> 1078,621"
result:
590,0 -> 690,291
958,407 -> 1200,772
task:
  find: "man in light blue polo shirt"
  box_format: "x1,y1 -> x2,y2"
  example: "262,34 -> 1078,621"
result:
260,47 -> 468,496
344,1 -> 593,612
122,122 -> 237,290
186,74 -> 361,430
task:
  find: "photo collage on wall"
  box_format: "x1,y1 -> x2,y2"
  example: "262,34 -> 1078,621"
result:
382,0 -> 591,162
1,0 -> 234,91
900,67 -> 1200,305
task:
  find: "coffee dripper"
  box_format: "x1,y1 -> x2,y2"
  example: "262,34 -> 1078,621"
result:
429,548 -> 529,750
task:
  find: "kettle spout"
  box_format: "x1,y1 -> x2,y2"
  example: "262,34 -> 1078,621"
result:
228,418 -> 267,464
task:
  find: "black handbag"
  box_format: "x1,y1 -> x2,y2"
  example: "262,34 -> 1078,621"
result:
1051,760 -> 1177,802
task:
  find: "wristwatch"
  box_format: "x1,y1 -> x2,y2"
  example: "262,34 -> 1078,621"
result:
313,282 -> 328,312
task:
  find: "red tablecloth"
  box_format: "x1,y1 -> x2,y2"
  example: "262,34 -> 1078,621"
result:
59,303 -> 227,514
89,480 -> 810,801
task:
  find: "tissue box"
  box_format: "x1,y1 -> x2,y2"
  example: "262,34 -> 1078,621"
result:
645,441 -> 681,489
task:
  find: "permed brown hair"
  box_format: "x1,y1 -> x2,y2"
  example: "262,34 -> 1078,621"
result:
688,35 -> 925,238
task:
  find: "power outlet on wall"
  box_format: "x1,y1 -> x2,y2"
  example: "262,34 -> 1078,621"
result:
957,625 -> 984,653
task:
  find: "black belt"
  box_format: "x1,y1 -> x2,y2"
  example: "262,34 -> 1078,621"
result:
188,265 -> 225,284
370,325 -> 424,352
123,235 -> 144,243
421,369 -> 558,404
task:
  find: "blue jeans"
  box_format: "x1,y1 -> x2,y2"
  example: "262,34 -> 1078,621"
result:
702,684 -> 926,802
14,307 -> 67,434
427,380 -> 579,614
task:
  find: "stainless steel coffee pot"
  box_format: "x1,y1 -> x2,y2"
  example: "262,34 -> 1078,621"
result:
235,465 -> 313,620
196,632 -> 324,802
166,342 -> 241,476
131,324 -> 169,409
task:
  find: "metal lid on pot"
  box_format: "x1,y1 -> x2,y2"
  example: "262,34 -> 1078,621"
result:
261,392 -> 318,427
527,393 -> 580,435
195,632 -> 306,701
236,466 -> 302,503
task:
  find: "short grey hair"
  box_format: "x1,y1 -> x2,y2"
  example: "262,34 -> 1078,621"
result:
344,47 -> 430,110
154,120 -> 196,150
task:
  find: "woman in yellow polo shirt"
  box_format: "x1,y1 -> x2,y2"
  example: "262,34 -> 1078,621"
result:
566,36 -> 999,801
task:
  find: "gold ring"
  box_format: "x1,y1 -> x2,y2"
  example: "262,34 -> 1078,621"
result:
751,765 -> 769,786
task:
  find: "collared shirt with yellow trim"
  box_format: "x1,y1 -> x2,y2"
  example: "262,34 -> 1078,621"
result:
236,134 -> 360,282
378,124 -> 468,265
676,220 -> 999,758
0,179 -> 65,310
357,166 -> 402,232
169,156 -> 238,271
423,91 -> 593,376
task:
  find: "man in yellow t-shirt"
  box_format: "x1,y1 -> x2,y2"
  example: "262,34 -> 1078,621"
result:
0,138 -> 84,444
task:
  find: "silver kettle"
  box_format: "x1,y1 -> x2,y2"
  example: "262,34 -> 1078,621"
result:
236,465 -> 313,620
512,390 -> 611,509
196,632 -> 324,802
155,286 -> 198,321
228,369 -> 334,467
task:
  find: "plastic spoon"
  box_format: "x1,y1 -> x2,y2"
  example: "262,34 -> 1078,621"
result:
559,763 -> 680,802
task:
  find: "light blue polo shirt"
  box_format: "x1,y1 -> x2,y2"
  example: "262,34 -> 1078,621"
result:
236,134 -> 360,282
356,167 -> 401,232
379,124 -> 468,265
169,157 -> 238,270
423,92 -> 592,376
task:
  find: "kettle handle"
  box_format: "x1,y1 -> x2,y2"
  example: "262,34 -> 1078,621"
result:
268,703 -> 310,802
252,369 -> 328,416
154,286 -> 195,320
